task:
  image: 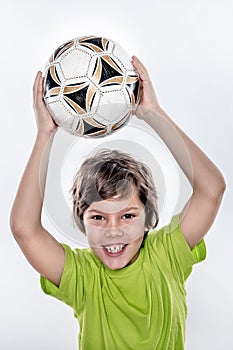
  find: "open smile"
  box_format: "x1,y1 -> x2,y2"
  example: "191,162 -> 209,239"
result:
102,243 -> 128,256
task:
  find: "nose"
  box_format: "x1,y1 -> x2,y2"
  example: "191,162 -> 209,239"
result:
104,217 -> 124,238
105,215 -> 124,237
104,228 -> 124,238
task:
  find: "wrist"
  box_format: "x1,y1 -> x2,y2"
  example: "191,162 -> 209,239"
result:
36,128 -> 57,141
137,105 -> 165,122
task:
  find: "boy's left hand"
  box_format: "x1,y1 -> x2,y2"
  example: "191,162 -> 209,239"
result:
132,56 -> 162,119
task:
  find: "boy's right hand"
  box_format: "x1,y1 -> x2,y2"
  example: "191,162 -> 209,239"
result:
33,71 -> 58,134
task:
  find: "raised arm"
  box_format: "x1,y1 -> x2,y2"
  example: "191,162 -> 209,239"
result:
132,56 -> 226,249
10,72 -> 65,286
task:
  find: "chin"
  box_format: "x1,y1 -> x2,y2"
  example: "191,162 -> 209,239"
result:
98,255 -> 127,270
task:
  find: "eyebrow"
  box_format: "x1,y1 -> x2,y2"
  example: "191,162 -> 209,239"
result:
87,206 -> 141,214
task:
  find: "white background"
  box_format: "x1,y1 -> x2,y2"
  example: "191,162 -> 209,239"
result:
1,0 -> 232,349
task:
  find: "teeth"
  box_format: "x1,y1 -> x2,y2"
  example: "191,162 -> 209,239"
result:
104,244 -> 125,253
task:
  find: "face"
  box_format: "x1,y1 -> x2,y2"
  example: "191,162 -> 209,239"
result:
83,187 -> 147,270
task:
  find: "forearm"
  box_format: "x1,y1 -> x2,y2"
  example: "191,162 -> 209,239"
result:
10,130 -> 56,235
144,107 -> 226,197
132,56 -> 226,247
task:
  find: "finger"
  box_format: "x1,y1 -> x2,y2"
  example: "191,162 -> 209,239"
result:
35,73 -> 44,109
37,74 -> 44,99
33,71 -> 42,106
132,56 -> 150,82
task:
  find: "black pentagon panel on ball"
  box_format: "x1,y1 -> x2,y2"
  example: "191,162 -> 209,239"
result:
79,36 -> 110,53
44,66 -> 61,99
127,79 -> 140,104
63,81 -> 98,115
80,37 -> 105,51
99,57 -> 123,85
53,40 -> 74,61
82,118 -> 106,137
65,84 -> 89,112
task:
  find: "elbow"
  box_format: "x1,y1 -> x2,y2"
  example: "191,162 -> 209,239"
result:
208,173 -> 226,202
214,174 -> 226,198
10,215 -> 25,240
194,173 -> 226,202
10,214 -> 36,241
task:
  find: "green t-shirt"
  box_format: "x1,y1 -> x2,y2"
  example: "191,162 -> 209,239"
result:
40,215 -> 206,350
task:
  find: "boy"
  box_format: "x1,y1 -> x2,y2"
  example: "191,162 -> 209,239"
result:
10,56 -> 226,349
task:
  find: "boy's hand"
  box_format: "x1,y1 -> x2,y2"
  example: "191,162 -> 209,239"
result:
132,56 -> 162,119
33,71 -> 57,134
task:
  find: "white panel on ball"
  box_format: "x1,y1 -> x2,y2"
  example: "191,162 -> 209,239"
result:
97,91 -> 129,123
112,43 -> 135,71
47,101 -> 71,125
59,49 -> 92,79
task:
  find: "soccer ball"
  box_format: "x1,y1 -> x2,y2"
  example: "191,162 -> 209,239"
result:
43,36 -> 140,138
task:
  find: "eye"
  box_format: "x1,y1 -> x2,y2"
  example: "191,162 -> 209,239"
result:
122,213 -> 136,220
91,215 -> 105,221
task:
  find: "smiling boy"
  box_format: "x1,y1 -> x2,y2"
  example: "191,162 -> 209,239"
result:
71,148 -> 159,271
10,56 -> 226,349
83,183 -> 147,270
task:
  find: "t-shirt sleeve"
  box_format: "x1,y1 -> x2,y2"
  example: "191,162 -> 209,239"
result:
40,243 -> 84,315
149,214 -> 207,282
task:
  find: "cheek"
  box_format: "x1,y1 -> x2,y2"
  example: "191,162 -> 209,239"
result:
84,225 -> 95,243
126,221 -> 146,242
85,225 -> 104,247
91,246 -> 102,258
135,236 -> 144,249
